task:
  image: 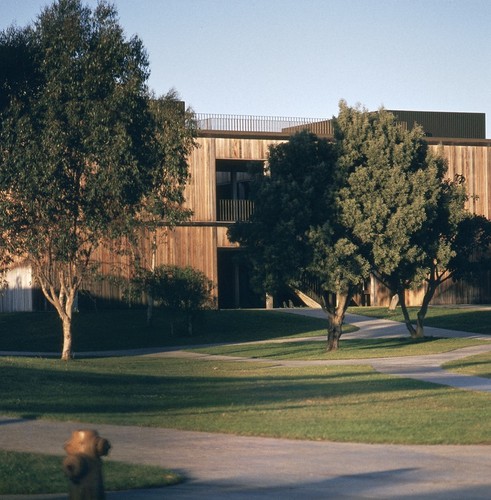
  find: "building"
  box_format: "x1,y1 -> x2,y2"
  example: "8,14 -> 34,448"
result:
2,110 -> 490,311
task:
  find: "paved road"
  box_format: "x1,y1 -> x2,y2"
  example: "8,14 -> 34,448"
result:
2,310 -> 491,499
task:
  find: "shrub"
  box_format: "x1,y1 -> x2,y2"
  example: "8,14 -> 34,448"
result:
132,265 -> 215,335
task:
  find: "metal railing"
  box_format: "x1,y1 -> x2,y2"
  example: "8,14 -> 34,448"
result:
217,199 -> 254,222
196,113 -> 333,136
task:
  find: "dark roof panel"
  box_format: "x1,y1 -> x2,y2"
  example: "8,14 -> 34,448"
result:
387,110 -> 485,139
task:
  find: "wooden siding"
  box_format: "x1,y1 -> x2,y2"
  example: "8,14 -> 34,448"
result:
51,137 -> 491,309
186,138 -> 216,221
217,226 -> 239,248
166,137 -> 284,292
214,137 -> 283,160
5,131 -> 491,313
185,137 -> 283,222
153,226 -> 217,282
434,144 -> 491,218
374,271 -> 491,308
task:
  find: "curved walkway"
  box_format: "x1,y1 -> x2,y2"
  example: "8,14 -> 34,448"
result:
290,310 -> 491,392
145,310 -> 491,393
3,310 -> 491,499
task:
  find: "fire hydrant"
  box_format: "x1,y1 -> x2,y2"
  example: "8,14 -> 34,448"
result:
63,429 -> 111,500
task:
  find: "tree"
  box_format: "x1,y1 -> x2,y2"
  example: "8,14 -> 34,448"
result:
229,131 -> 369,351
336,103 -> 491,337
134,93 -> 196,325
396,181 -> 491,337
0,0 -> 196,359
0,26 -> 39,115
130,265 -> 214,336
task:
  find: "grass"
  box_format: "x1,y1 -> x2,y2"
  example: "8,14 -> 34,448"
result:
0,308 -> 334,494
0,449 -> 181,495
349,306 -> 491,334
0,308 -> 331,352
444,351 -> 491,378
2,355 -> 491,445
189,336 -> 486,360
2,306 -> 491,494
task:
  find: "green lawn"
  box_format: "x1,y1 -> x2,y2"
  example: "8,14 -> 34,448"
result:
1,355 -> 491,445
349,306 -> 491,334
3,306 -> 489,355
2,306 -> 491,495
189,336 -> 485,360
0,308 -> 331,352
444,351 -> 491,378
0,450 -> 181,495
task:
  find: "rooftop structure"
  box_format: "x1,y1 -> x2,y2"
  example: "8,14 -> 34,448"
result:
387,110 -> 486,139
196,110 -> 488,142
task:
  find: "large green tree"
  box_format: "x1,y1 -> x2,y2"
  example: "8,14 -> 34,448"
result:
229,131 -> 369,350
0,0 -> 196,359
232,102 -> 491,348
336,102 -> 491,337
391,178 -> 491,337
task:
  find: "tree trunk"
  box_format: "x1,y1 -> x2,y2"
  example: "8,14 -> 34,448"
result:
187,312 -> 193,336
415,313 -> 425,338
61,314 -> 73,361
59,291 -> 75,360
398,290 -> 417,338
388,294 -> 399,311
415,280 -> 438,338
36,267 -> 78,360
321,289 -> 352,352
146,231 -> 157,327
327,314 -> 343,351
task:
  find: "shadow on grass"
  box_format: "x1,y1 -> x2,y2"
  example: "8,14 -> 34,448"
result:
0,309 -> 329,352
446,359 -> 491,378
353,337 -> 442,350
423,310 -> 491,334
0,359 -> 440,421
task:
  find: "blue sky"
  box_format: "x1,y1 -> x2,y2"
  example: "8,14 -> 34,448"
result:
2,0 -> 491,136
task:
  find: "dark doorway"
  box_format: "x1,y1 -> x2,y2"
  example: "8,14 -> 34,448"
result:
217,249 -> 264,309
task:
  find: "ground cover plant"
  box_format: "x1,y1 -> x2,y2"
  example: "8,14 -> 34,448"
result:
189,337 -> 486,360
2,355 -> 491,445
0,449 -> 181,495
0,309 -> 330,352
348,306 -> 491,334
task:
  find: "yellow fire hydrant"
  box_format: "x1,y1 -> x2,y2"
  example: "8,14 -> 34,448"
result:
63,429 -> 111,500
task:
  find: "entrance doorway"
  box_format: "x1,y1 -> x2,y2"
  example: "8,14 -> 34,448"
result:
217,249 -> 263,309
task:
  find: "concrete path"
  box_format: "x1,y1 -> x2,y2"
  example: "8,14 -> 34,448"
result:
3,310 -> 491,499
289,309 -> 491,392
2,416 -> 491,500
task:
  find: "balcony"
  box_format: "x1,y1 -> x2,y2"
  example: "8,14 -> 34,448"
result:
217,199 -> 254,222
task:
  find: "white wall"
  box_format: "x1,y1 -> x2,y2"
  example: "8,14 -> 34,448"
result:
0,266 -> 33,312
